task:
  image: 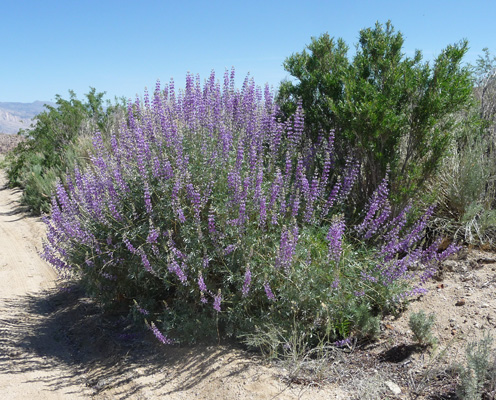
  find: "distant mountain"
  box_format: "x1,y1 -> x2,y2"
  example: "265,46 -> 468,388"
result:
0,101 -> 53,134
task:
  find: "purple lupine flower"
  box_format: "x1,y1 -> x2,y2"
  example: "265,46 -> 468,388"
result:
242,266 -> 252,297
321,177 -> 341,218
176,207 -> 186,223
380,202 -> 413,261
275,225 -> 299,271
363,203 -> 391,239
237,200 -> 247,228
394,286 -> 428,302
139,249 -> 153,273
168,239 -> 186,261
253,166 -> 264,201
208,212 -> 217,236
135,302 -> 149,315
269,168 -> 283,210
106,184 -> 123,221
333,337 -> 351,347
263,281 -> 276,301
152,156 -> 162,179
292,101 -> 304,146
337,157 -> 359,204
40,69 -> 464,353
290,191 -> 301,218
259,195 -> 267,227
147,227 -> 159,245
224,244 -> 237,255
168,259 -> 188,284
123,237 -> 136,254
198,273 -> 207,292
213,291 -> 222,312
227,170 -> 241,202
327,216 -> 346,263
360,271 -> 378,283
298,169 -> 310,203
304,172 -> 320,223
100,272 -> 117,281
396,205 -> 436,253
356,174 -> 390,237
435,242 -> 460,267
149,322 -> 173,345
319,132 -> 335,193
186,183 -> 202,223
162,160 -> 174,179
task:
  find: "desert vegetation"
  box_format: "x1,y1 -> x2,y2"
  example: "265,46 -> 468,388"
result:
3,20 -> 496,398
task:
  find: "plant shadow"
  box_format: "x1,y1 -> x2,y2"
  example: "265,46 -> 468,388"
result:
0,283 -> 254,399
378,343 -> 422,363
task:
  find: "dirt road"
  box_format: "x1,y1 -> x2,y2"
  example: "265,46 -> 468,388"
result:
0,171 -> 91,398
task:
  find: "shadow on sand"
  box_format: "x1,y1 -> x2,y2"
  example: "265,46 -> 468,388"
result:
0,284 -> 254,398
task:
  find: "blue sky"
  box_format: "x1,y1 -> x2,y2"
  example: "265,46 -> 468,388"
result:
1,0 -> 495,103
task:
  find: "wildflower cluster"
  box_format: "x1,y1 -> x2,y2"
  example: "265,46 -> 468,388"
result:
42,70 -> 457,344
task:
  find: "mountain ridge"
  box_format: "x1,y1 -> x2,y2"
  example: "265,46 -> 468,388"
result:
0,101 -> 53,134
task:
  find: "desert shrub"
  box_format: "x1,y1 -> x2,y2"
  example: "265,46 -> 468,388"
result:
427,49 -> 496,247
5,88 -> 124,214
277,21 -> 473,208
457,333 -> 495,400
41,70 -> 458,346
409,310 -> 437,347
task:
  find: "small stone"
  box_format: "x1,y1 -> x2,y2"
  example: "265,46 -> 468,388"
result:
481,303 -> 489,308
443,260 -> 457,272
385,381 -> 402,395
455,299 -> 466,306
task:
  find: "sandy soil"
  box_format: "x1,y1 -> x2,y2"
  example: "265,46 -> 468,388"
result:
1,165 -> 495,399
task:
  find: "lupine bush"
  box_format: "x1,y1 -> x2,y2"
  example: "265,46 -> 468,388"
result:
41,70 -> 458,346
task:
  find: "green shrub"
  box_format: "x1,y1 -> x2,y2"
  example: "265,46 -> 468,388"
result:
457,333 -> 495,399
409,310 -> 437,347
5,89 -> 124,214
427,49 -> 496,247
277,21 -> 473,208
